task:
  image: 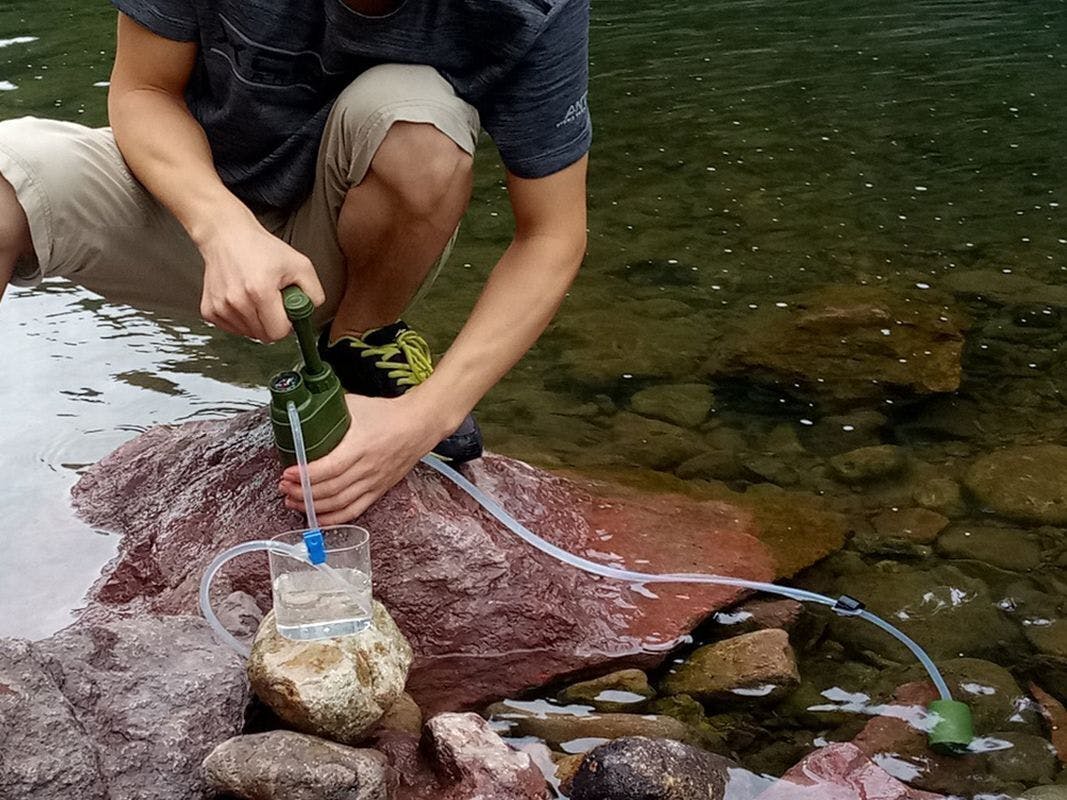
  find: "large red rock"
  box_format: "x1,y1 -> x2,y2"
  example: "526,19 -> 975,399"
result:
755,743 -> 945,800
72,410 -> 775,715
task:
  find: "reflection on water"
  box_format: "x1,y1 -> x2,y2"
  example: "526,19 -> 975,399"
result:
0,0 -> 1065,795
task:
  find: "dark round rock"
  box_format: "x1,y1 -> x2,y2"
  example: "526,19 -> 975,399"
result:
568,736 -> 734,800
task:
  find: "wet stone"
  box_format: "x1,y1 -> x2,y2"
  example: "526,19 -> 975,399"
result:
830,445 -> 908,484
628,383 -> 715,429
936,524 -> 1043,571
965,445 -> 1067,524
557,669 -> 655,713
486,702 -> 704,751
872,507 -> 950,544
568,736 -> 734,800
373,691 -> 423,737
201,731 -> 394,800
1026,620 -> 1067,660
660,629 -> 799,705
912,477 -> 963,515
1020,788 -> 1067,800
607,412 -> 707,471
817,561 -> 1025,663
985,732 -> 1058,786
675,450 -> 746,482
712,598 -> 803,636
800,410 -> 887,455
247,603 -> 412,746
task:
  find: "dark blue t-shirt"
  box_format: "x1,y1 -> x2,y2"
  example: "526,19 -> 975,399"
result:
110,0 -> 592,210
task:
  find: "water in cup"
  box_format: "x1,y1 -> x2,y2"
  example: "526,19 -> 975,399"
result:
273,567 -> 372,639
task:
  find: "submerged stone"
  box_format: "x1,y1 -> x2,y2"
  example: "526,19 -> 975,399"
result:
702,285 -> 966,408
567,736 -> 734,800
247,604 -> 412,746
965,445 -> 1067,524
660,629 -> 799,704
202,731 -> 394,800
1026,619 -> 1067,660
872,507 -> 949,544
985,731 -> 1058,786
830,445 -> 908,483
629,383 -> 715,429
936,524 -> 1042,571
557,669 -> 655,713
72,410 -> 780,716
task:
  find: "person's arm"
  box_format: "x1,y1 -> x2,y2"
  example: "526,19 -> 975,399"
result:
281,156 -> 588,523
108,13 -> 323,341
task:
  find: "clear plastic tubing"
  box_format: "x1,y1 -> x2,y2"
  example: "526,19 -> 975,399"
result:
420,456 -> 954,702
287,401 -> 320,532
198,538 -> 305,658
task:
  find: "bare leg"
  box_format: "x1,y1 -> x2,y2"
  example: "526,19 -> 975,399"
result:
330,122 -> 473,339
0,174 -> 31,302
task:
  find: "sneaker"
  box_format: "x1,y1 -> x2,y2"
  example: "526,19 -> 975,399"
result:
319,321 -> 483,463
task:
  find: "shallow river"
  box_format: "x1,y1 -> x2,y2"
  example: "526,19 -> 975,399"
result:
0,1 -> 1064,795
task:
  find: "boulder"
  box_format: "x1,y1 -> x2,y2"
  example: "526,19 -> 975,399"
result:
247,603 -> 412,745
755,742 -> 945,799
871,508 -> 949,544
72,410 -> 782,715
660,629 -> 799,704
702,285 -> 966,407
711,598 -> 803,636
425,713 -> 548,800
965,445 -> 1067,524
374,692 -> 423,737
830,445 -> 907,484
0,640 -> 107,800
936,524 -> 1042,571
567,736 -> 734,800
1026,620 -> 1067,660
0,615 -> 248,800
201,731 -> 395,800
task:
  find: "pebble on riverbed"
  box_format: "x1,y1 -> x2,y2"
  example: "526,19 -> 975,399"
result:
556,669 -> 655,713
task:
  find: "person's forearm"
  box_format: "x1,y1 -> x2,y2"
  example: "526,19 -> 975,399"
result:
109,87 -> 254,246
412,233 -> 585,437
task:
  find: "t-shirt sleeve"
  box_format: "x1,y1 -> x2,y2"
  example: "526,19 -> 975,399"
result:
110,0 -> 198,42
479,0 -> 592,179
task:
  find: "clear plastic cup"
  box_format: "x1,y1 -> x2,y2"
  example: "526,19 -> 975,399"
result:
268,525 -> 373,641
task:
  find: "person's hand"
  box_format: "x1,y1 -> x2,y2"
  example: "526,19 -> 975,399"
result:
278,393 -> 444,524
198,214 -> 325,342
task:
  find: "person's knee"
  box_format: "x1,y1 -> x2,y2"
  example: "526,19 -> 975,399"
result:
0,173 -> 31,264
369,122 -> 473,222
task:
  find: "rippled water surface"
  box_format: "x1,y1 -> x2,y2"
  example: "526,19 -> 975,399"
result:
1,1 -> 1065,795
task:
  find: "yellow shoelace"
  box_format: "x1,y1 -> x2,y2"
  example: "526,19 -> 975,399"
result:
355,329 -> 434,387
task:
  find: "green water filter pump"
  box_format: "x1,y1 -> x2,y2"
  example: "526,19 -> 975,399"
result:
269,286 -> 351,465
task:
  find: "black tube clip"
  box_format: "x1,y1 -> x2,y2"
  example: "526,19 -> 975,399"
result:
833,595 -> 865,616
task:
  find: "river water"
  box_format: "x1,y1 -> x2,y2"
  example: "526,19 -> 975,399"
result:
0,1 -> 1064,795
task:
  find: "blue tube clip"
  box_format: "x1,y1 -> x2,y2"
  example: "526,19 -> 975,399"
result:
303,529 -> 327,565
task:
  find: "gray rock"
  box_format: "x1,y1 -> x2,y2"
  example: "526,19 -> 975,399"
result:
35,615 -> 249,800
568,736 -> 733,800
248,603 -> 412,745
557,669 -> 655,713
217,590 -> 265,646
0,639 -> 107,800
985,732 -> 1057,786
965,445 -> 1067,524
830,445 -> 907,483
202,731 -> 394,800
660,629 -> 799,704
936,524 -> 1042,571
426,712 -> 549,799
629,383 -> 714,429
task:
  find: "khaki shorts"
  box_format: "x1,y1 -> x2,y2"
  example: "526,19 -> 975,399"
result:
0,64 -> 480,325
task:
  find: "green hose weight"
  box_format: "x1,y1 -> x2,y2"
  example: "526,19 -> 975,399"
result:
927,699 -> 974,755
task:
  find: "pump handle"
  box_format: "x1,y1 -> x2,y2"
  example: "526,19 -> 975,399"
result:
283,285 -> 315,321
